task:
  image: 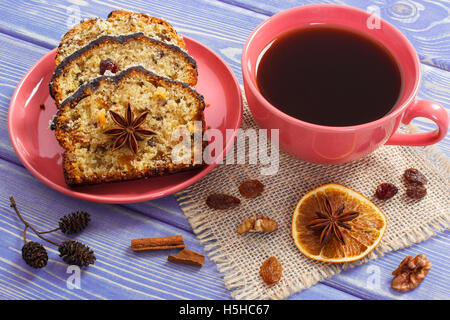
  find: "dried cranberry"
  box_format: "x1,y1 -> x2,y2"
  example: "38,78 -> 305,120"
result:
99,58 -> 120,75
206,193 -> 240,210
403,168 -> 427,186
375,183 -> 398,200
406,184 -> 427,200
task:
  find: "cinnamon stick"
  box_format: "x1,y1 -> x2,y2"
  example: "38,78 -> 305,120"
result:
131,235 -> 185,251
168,248 -> 205,267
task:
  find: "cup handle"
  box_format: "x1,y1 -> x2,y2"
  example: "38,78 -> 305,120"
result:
385,99 -> 449,146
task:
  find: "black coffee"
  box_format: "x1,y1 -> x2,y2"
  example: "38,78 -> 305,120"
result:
256,26 -> 402,126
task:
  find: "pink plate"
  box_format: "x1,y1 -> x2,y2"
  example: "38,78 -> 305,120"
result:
8,36 -> 243,203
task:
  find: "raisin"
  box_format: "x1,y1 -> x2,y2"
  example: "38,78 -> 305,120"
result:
95,144 -> 107,152
406,184 -> 427,200
403,168 -> 427,186
99,58 -> 120,75
260,256 -> 282,285
158,98 -> 167,106
238,179 -> 264,198
49,115 -> 57,130
206,194 -> 240,210
157,33 -> 171,42
375,183 -> 398,200
147,136 -> 157,147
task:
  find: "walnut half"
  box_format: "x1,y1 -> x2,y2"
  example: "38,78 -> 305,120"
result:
237,215 -> 277,234
392,254 -> 432,292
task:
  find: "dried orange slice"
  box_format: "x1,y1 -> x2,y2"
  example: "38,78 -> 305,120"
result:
291,183 -> 387,263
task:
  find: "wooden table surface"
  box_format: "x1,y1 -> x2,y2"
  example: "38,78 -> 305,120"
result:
0,0 -> 448,300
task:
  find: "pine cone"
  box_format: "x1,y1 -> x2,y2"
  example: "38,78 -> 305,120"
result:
58,240 -> 96,267
59,211 -> 90,234
22,241 -> 48,268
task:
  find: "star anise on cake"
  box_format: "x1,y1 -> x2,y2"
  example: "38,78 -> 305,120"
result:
104,104 -> 157,154
307,195 -> 359,246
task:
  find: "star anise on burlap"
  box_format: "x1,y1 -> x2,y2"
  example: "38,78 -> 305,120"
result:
104,104 -> 157,154
307,195 -> 359,246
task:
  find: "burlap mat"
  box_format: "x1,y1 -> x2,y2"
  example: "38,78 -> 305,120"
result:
175,95 -> 450,300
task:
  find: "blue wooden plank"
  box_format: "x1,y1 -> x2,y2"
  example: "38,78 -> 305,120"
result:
0,156 -> 359,299
0,33 -> 49,164
125,196 -> 192,232
0,0 -> 266,71
0,0 -> 448,300
220,0 -> 450,70
323,230 -> 450,299
0,160 -> 234,299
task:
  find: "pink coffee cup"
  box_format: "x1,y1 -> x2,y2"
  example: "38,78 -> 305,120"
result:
242,4 -> 449,164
